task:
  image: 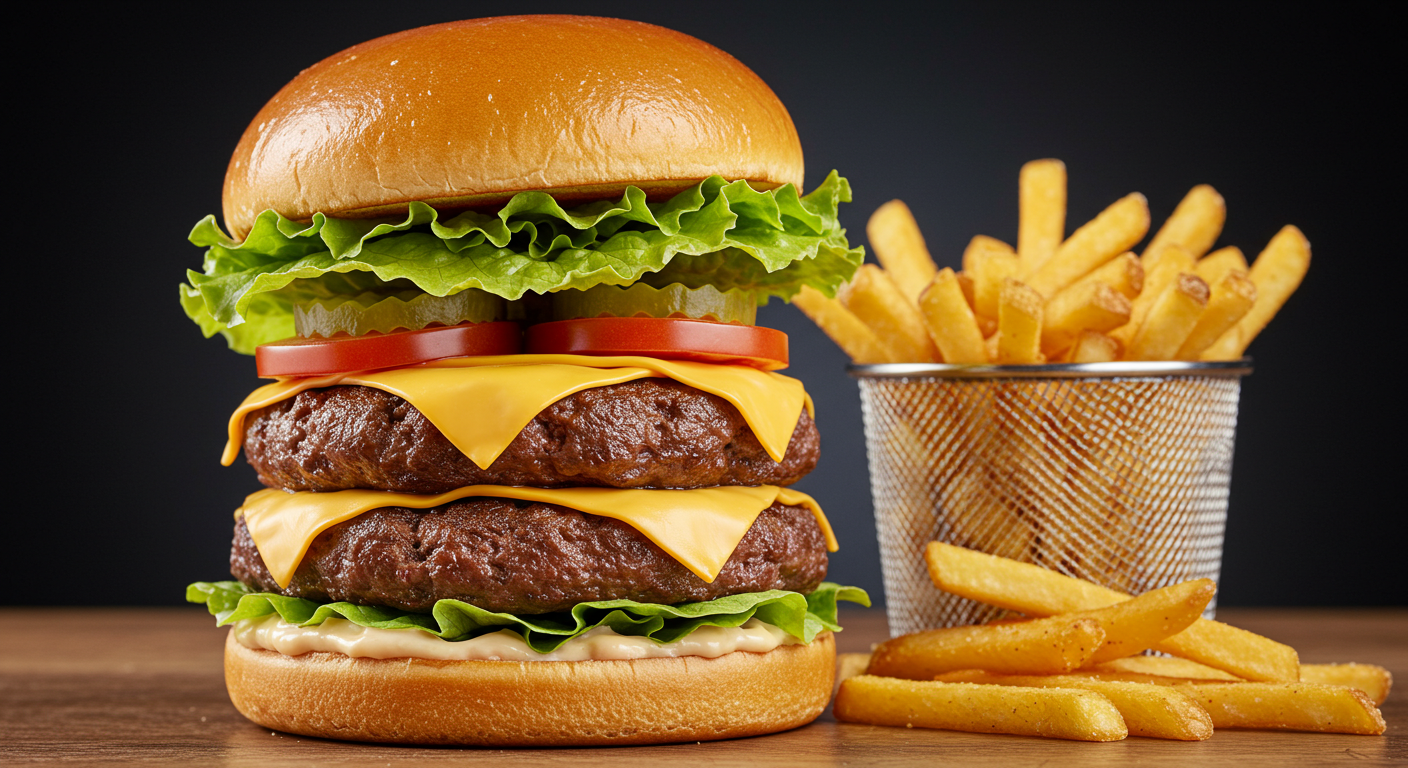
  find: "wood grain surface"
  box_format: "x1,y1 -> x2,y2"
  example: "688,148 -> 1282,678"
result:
2,607 -> 1403,766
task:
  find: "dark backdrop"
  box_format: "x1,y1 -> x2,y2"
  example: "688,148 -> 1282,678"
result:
11,3 -> 1402,606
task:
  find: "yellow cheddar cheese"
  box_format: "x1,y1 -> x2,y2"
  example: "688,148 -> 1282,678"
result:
239,484 -> 836,589
225,354 -> 813,468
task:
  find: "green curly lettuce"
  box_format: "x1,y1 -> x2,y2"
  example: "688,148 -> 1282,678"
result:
187,581 -> 869,654
180,173 -> 863,354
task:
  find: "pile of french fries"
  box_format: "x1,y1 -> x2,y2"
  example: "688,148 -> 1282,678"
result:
796,159 -> 1310,364
833,542 -> 1391,741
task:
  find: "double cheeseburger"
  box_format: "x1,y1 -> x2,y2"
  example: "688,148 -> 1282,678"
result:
182,16 -> 866,746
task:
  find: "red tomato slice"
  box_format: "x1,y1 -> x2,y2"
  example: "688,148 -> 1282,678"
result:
255,322 -> 522,377
526,317 -> 788,370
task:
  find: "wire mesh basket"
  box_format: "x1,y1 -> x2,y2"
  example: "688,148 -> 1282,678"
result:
850,361 -> 1252,637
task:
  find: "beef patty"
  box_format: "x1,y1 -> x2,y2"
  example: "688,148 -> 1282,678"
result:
231,499 -> 827,614
243,378 -> 819,493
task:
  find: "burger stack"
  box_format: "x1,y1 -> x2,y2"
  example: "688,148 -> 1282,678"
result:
182,16 -> 867,746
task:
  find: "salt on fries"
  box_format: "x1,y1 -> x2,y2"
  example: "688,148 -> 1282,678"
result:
834,676 -> 1129,742
801,160 -> 1307,364
936,670 -> 1214,741
924,541 -> 1301,682
835,541 -> 1388,741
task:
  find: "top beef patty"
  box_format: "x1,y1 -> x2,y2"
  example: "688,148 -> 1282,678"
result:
243,378 -> 819,493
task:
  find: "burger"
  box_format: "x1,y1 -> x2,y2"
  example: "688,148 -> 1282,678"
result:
182,15 -> 867,746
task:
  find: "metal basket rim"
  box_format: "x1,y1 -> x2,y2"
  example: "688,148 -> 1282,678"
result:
847,358 -> 1252,379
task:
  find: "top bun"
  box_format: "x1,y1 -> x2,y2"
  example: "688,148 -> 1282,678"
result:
223,16 -> 805,238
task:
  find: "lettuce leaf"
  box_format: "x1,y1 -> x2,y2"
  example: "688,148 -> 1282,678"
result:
186,580 -> 869,653
181,173 -> 863,354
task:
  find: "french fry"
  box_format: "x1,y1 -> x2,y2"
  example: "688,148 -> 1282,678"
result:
1142,184 -> 1226,271
935,671 -> 1214,741
868,200 -> 938,306
1193,245 -> 1248,287
956,271 -> 977,309
1125,273 -> 1209,361
1040,281 -> 1131,356
919,268 -> 988,363
1091,655 -> 1241,681
1072,578 -> 1216,664
841,264 -> 941,362
924,542 -> 1301,682
1025,193 -> 1149,298
837,652 -> 873,691
1201,225 -> 1311,360
1111,245 -> 1196,345
865,617 -> 1105,679
1062,331 -> 1122,363
792,285 -> 897,363
1300,664 -> 1393,706
1179,682 -> 1386,735
963,235 -> 1019,320
995,279 -> 1044,364
1174,271 -> 1256,360
1060,252 -> 1143,300
834,676 -> 1128,742
1018,159 -> 1067,276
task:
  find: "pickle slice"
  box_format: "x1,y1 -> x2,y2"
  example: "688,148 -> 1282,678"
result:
551,283 -> 757,325
294,290 -> 505,338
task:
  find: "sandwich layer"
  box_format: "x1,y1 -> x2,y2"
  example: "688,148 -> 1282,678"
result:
231,500 -> 827,614
224,630 -> 835,746
244,378 -> 818,493
222,16 -> 805,236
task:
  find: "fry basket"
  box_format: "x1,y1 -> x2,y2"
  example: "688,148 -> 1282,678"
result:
850,361 -> 1252,637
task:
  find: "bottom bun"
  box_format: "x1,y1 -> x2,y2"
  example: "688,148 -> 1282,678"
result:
224,630 -> 835,746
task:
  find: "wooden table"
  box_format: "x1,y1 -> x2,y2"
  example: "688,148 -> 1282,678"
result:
2,607 -> 1402,766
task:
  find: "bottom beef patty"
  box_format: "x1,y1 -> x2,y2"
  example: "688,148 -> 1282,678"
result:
231,499 -> 828,614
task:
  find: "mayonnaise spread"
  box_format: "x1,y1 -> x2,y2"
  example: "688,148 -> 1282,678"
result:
232,615 -> 801,661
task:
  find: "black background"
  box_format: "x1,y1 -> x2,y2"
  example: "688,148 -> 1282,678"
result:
11,3 -> 1403,607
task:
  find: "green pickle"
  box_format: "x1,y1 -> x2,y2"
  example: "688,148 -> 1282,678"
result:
294,289 -> 504,338
551,283 -> 757,325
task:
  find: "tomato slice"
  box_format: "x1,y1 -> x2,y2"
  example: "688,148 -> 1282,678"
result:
526,317 -> 788,370
255,322 -> 522,377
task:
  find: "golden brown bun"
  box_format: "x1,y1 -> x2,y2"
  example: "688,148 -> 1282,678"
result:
224,630 -> 835,746
223,15 -> 805,238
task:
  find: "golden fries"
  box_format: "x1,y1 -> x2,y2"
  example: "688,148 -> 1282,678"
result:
1026,193 -> 1149,298
1061,252 -> 1143,300
1300,663 -> 1393,706
1090,655 -> 1240,681
1202,225 -> 1311,360
1018,159 -> 1067,276
1179,682 -> 1386,735
919,268 -> 987,363
963,235 -> 1019,321
792,285 -> 896,363
1175,271 -> 1256,360
834,676 -> 1128,742
836,652 -> 873,691
935,671 -> 1214,741
868,200 -> 939,305
1193,245 -> 1248,287
1073,579 -> 1216,664
841,264 -> 941,362
995,279 -> 1044,363
925,542 -> 1301,681
1125,273 -> 1209,360
1062,330 -> 1122,363
1112,245 -> 1196,345
1041,281 -> 1131,356
866,617 -> 1105,679
1143,184 -> 1226,270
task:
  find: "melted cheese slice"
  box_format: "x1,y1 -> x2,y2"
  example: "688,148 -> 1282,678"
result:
240,485 -> 836,589
224,355 -> 813,468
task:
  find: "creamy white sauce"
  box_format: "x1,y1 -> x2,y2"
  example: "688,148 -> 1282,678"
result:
232,615 -> 800,661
